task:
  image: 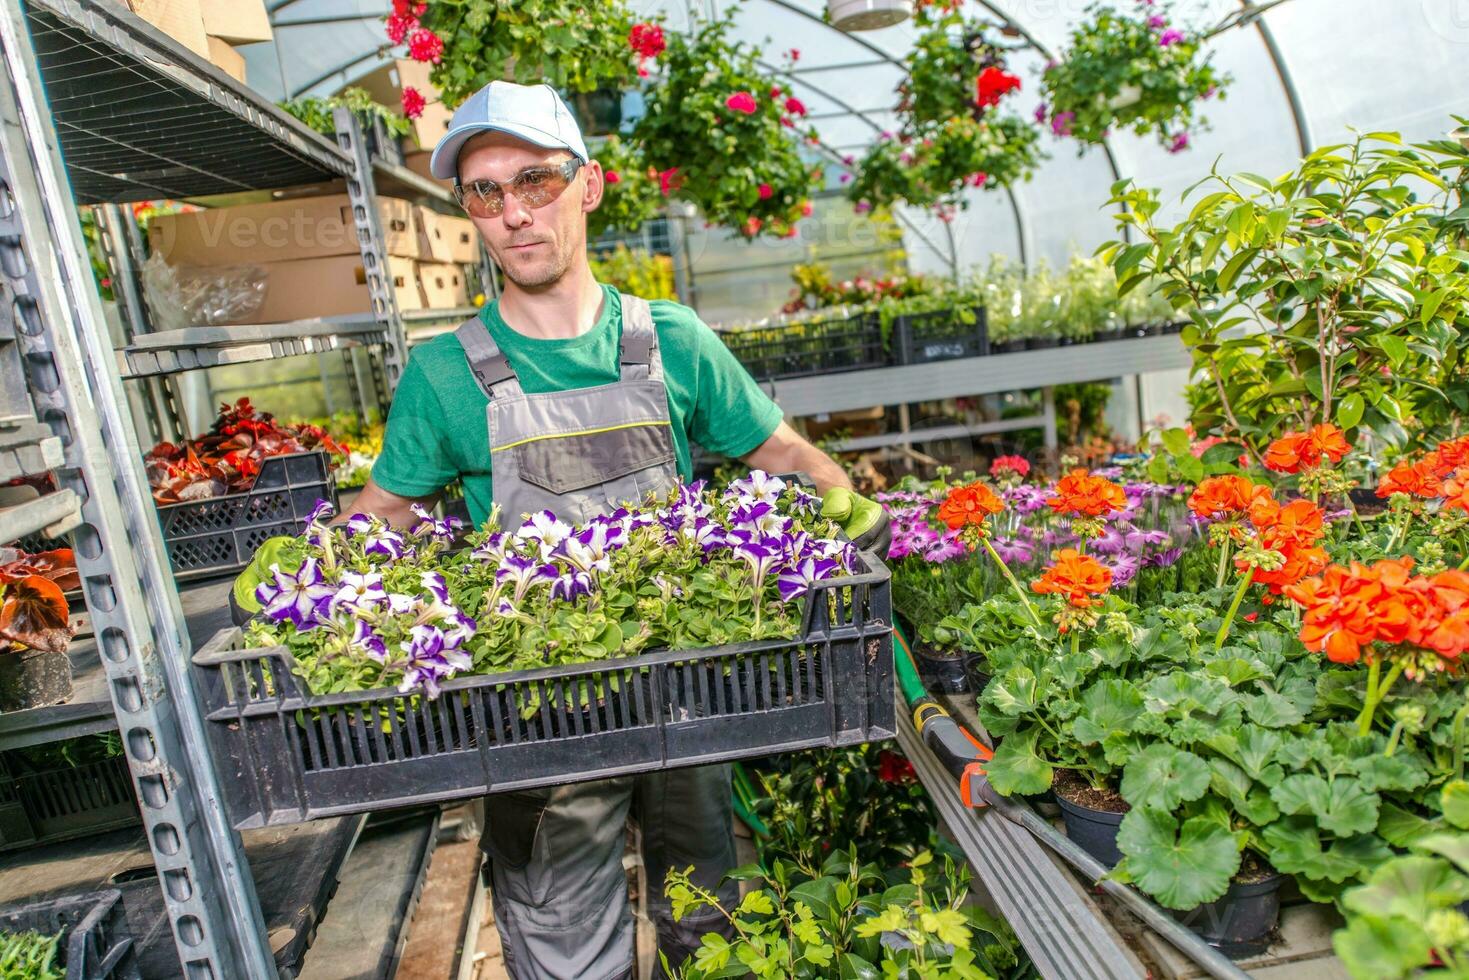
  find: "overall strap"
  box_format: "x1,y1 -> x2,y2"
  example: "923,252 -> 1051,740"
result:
618,293 -> 664,383
455,317 -> 521,399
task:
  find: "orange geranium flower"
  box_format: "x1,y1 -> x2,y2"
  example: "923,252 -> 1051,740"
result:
936,481 -> 1005,529
1031,549 -> 1113,608
1187,475 -> 1257,519
1376,459 -> 1444,499
1263,424 -> 1351,474
1263,432 -> 1310,474
1426,569 -> 1469,658
1251,545 -> 1328,596
1284,561 -> 1394,664
1256,498 -> 1326,550
1436,437 -> 1469,477
1443,471 -> 1469,514
1047,470 -> 1126,517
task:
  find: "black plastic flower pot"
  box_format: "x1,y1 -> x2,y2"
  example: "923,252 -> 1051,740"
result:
912,645 -> 968,694
1096,327 -> 1127,344
991,339 -> 1026,354
961,653 -> 991,697
1055,791 -> 1126,867
1025,336 -> 1059,350
0,648 -> 73,711
1174,873 -> 1284,955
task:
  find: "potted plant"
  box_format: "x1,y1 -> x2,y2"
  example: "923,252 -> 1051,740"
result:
631,14 -> 820,240
0,548 -> 79,711
1038,2 -> 1229,152
1103,129 -> 1469,461
587,134 -> 664,239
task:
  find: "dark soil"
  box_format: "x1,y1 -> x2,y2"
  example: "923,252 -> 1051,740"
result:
1053,768 -> 1130,814
1232,851 -> 1278,885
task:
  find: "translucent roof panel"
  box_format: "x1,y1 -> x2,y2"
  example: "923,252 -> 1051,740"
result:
245,0 -> 1469,286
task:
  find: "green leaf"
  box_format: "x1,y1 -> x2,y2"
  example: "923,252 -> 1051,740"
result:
1333,913 -> 1433,980
1336,392 -> 1366,430
987,667 -> 1041,717
1261,818 -> 1391,883
1160,427 -> 1192,457
1443,781 -> 1469,830
1217,248 -> 1258,292
1419,834 -> 1469,877
1121,744 -> 1211,811
1342,855 -> 1469,920
1200,442 -> 1245,468
1271,775 -> 1380,836
1377,802 -> 1446,849
838,953 -> 880,980
737,890 -> 775,916
788,879 -> 838,922
1071,679 -> 1144,746
1176,453 -> 1205,485
984,729 -> 1054,797
1117,809 -> 1240,910
1377,335 -> 1408,366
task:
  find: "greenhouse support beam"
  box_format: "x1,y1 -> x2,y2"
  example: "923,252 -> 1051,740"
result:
273,13 -> 377,28
1242,0 -> 1313,157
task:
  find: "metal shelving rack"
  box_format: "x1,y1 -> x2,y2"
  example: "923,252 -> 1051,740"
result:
0,1 -> 448,973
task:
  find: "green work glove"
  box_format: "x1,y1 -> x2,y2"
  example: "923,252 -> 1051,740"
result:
821,487 -> 892,556
230,536 -> 301,622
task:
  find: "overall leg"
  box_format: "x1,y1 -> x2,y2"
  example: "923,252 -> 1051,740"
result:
634,764 -> 740,978
482,777 -> 636,980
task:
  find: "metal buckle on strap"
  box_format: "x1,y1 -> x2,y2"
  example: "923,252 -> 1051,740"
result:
619,332 -> 655,366
470,354 -> 517,393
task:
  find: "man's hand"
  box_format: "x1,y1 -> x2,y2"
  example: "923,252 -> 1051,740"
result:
229,535 -> 300,626
821,487 -> 891,556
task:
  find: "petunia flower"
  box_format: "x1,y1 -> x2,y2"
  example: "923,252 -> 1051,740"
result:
330,570 -> 387,615
777,556 -> 839,602
517,510 -> 573,556
729,470 -> 787,506
352,619 -> 388,662
261,558 -> 334,630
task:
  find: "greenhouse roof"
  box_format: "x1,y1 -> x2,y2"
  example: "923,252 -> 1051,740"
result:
245,0 -> 1469,273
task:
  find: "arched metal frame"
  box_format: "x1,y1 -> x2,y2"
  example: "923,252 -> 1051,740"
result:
269,0 -> 1316,266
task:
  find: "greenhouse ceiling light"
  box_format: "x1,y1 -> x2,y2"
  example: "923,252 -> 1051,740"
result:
827,0 -> 911,32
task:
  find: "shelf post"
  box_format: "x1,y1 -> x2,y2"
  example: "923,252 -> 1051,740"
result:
0,3 -> 276,975
334,107 -> 409,392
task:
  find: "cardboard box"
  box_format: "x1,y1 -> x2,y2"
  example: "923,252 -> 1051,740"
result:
420,211 -> 479,265
126,0 -> 210,59
403,150 -> 452,187
195,255 -> 424,323
149,195 -> 430,267
417,262 -> 471,309
198,0 -> 272,43
205,36 -> 245,84
351,59 -> 454,151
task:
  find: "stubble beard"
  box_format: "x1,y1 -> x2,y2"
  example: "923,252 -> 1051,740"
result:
497,237 -> 576,289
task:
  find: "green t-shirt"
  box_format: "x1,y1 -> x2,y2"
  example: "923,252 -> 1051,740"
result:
371,285 -> 784,526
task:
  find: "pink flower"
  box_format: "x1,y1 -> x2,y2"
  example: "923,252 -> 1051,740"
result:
604,170 -> 621,184
968,171 -> 988,187
770,86 -> 783,99
407,27 -> 444,63
1051,110 -> 1075,137
1158,28 -> 1184,46
758,182 -> 773,200
1034,102 -> 1048,124
854,200 -> 872,214
787,47 -> 800,62
1168,131 -> 1190,153
839,173 -> 852,184
784,96 -> 807,116
780,115 -> 793,128
385,11 -> 417,43
841,154 -> 855,165
401,86 -> 425,119
1148,14 -> 1167,28
743,215 -> 764,236
657,167 -> 681,195
800,200 -> 813,217
725,92 -> 758,114
628,22 -> 666,58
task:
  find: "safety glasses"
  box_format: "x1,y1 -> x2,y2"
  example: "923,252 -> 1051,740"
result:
453,158 -> 583,218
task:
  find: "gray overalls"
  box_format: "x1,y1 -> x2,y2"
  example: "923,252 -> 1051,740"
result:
455,293 -> 739,980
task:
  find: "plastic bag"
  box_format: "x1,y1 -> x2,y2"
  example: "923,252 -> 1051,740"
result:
142,251 -> 267,327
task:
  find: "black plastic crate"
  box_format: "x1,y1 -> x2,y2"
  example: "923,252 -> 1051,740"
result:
193,552 -> 894,828
155,452 -> 337,581
0,889 -> 139,980
718,310 -> 886,381
0,756 -> 138,852
893,305 -> 988,364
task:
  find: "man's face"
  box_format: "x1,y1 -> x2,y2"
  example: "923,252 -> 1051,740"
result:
456,132 -> 603,290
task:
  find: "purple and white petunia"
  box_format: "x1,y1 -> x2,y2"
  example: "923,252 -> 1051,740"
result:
411,503 -> 464,543
496,553 -> 558,603
777,556 -> 839,601
351,619 -> 389,662
363,527 -> 407,561
306,498 -> 336,526
727,470 -> 786,506
550,569 -> 594,602
516,510 -> 573,556
420,570 -> 451,604
260,558 -> 334,631
330,570 -> 387,614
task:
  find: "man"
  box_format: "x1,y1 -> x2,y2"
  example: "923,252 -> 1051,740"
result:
242,80 -> 889,979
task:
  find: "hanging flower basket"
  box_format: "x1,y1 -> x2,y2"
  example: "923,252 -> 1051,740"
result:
827,0 -> 912,32
1038,2 -> 1229,152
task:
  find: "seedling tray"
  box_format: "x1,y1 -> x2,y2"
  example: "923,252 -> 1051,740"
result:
0,888 -> 138,980
718,310 -> 886,380
0,756 -> 138,851
893,306 -> 988,364
193,552 -> 894,828
155,452 -> 336,581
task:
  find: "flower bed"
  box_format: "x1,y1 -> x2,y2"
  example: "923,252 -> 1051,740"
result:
882,426 -> 1469,951
195,474 -> 893,826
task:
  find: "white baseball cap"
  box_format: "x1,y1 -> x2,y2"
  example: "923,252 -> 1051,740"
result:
429,80 -> 589,180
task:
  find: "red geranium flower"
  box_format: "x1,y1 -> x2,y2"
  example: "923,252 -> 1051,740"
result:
400,86 -> 426,120
628,22 -> 666,58
725,92 -> 758,114
407,27 -> 444,63
657,167 -> 681,196
386,11 -> 417,43
975,66 -> 1022,107
784,96 -> 807,116
877,750 -> 916,783
757,182 -> 773,200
